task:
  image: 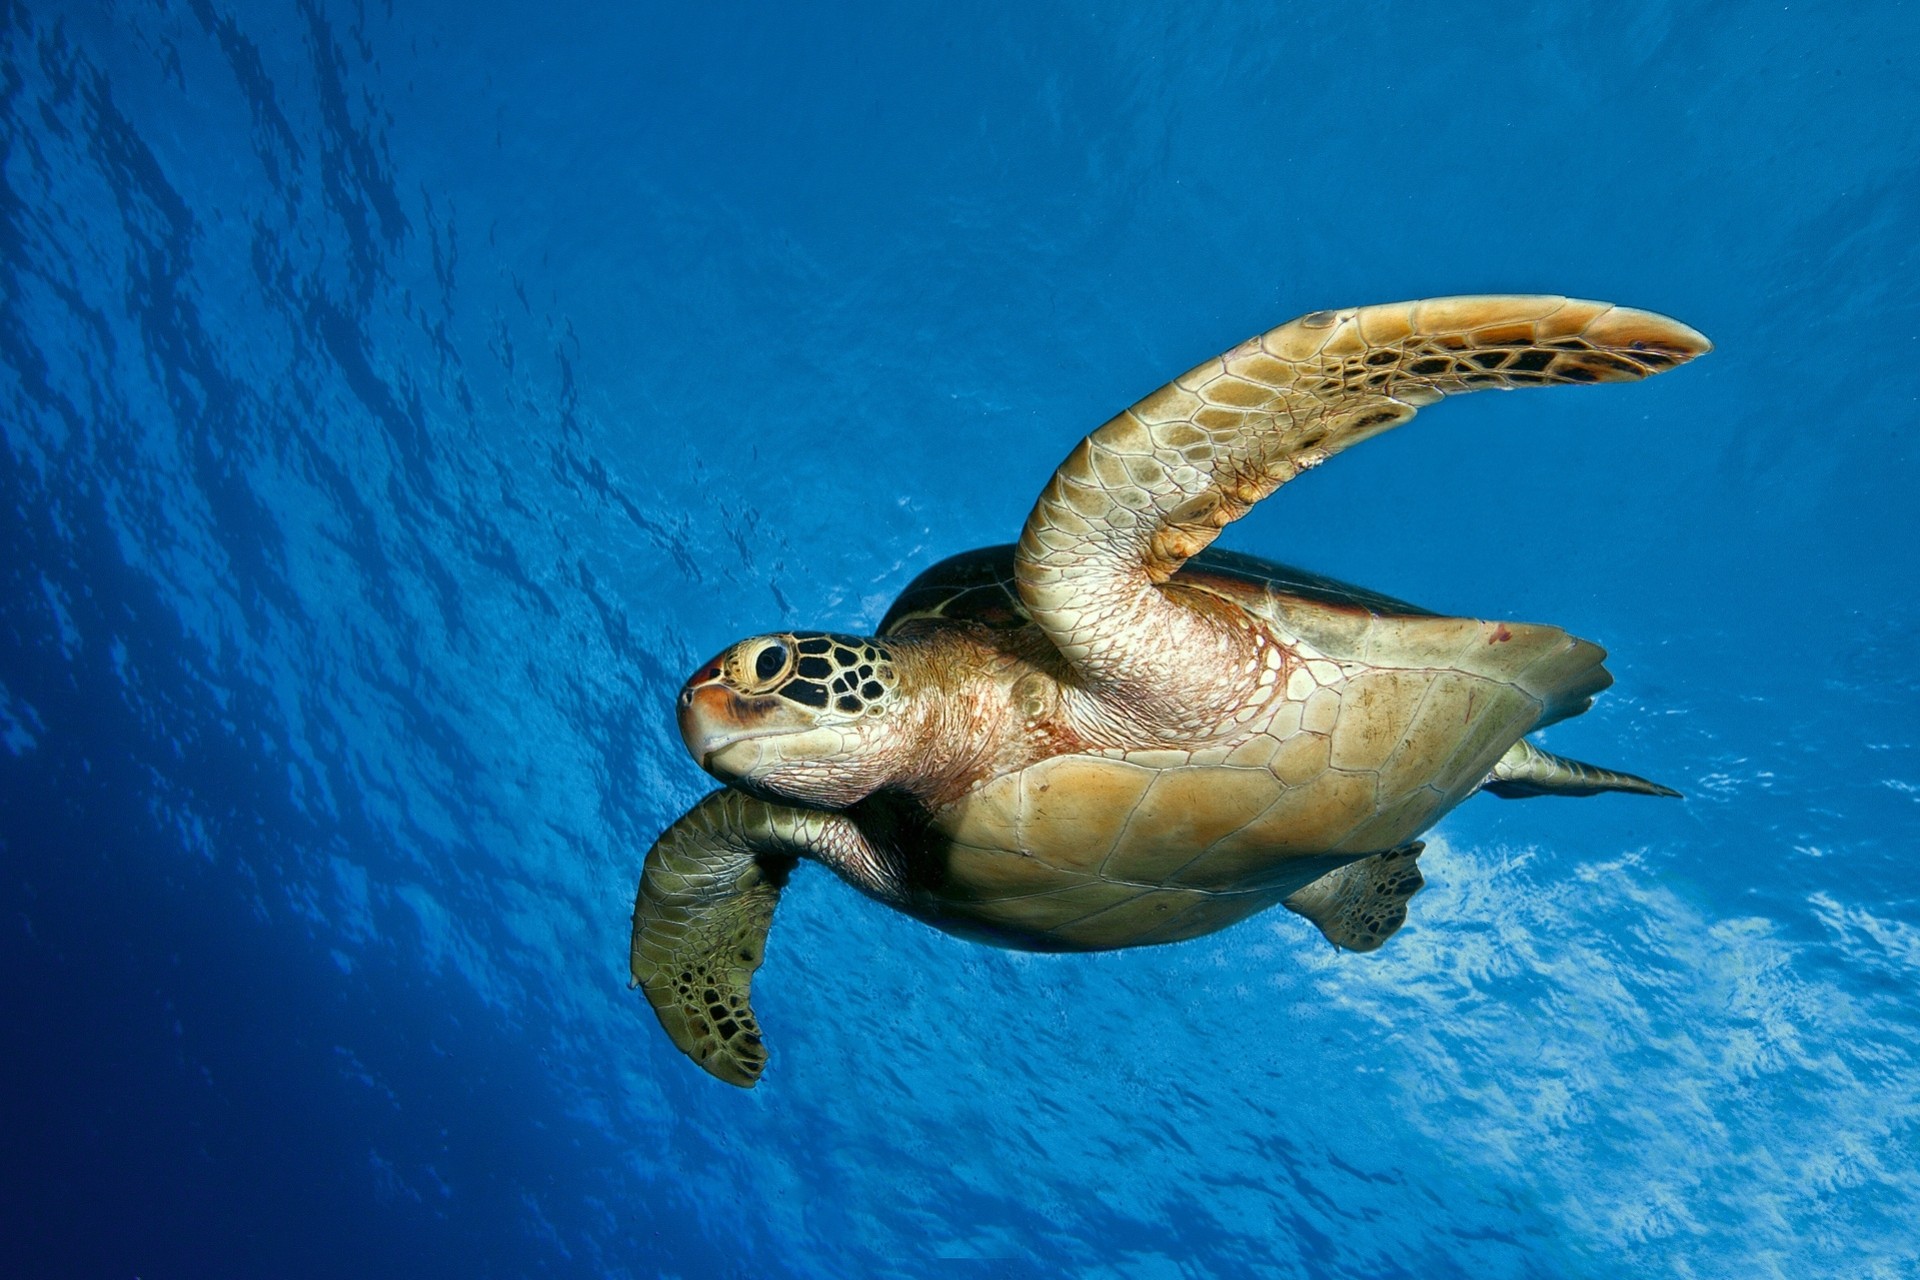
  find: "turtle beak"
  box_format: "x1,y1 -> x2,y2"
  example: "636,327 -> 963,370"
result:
676,662 -> 740,772
676,660 -> 791,779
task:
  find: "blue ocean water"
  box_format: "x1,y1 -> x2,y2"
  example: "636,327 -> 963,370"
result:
3,1 -> 1917,1275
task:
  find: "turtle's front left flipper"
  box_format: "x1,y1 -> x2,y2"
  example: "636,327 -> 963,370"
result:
631,790 -> 898,1088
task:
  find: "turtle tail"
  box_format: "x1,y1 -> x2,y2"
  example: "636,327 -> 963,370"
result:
1482,737 -> 1681,800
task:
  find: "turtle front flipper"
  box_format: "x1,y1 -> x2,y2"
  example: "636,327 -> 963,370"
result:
1014,297 -> 1709,711
1283,842 -> 1426,953
631,790 -> 897,1087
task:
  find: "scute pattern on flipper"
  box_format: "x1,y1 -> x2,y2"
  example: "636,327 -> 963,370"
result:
630,791 -> 893,1088
1283,842 -> 1427,952
651,887 -> 775,1085
630,796 -> 786,1087
1014,295 -> 1709,718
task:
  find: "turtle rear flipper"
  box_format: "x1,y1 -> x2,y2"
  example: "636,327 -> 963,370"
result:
1284,842 -> 1426,952
1483,737 -> 1681,799
632,791 -> 902,1088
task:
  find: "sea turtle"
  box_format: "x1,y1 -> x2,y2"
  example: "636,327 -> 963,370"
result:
631,295 -> 1708,1086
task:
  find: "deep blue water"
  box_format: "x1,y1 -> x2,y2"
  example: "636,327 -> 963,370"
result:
3,2 -> 1917,1275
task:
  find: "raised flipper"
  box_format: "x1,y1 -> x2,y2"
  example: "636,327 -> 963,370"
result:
1483,737 -> 1681,799
1284,842 -> 1426,953
630,790 -> 898,1087
1014,297 -> 1709,722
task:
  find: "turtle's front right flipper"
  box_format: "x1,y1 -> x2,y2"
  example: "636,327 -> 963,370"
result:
631,790 -> 896,1088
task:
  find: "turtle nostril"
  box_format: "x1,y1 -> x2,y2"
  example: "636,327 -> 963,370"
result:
679,689 -> 694,708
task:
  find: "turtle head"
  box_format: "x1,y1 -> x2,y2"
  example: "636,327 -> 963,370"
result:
677,631 -> 907,806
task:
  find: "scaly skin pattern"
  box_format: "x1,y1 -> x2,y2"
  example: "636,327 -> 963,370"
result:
1015,296 -> 1709,736
630,790 -> 888,1087
634,295 -> 1709,1085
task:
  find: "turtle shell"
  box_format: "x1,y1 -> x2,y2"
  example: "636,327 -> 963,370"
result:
879,543 -> 1436,635
871,545 -> 1609,953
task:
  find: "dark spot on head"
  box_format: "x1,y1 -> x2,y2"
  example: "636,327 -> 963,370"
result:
797,656 -> 831,678
861,681 -> 882,698
797,635 -> 833,656
836,695 -> 861,712
857,664 -> 873,679
1558,364 -> 1599,383
833,646 -> 858,666
1364,350 -> 1397,367
1408,357 -> 1451,376
784,680 -> 828,707
1469,351 -> 1509,370
1508,349 -> 1555,373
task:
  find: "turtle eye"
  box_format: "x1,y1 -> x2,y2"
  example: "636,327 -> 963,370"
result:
751,639 -> 790,685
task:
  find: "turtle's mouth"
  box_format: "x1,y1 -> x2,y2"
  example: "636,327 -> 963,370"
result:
677,680 -> 799,778
701,732 -> 780,780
